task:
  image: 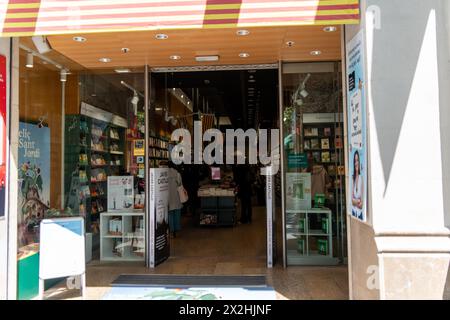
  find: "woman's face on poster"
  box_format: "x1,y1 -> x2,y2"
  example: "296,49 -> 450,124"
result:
354,152 -> 360,175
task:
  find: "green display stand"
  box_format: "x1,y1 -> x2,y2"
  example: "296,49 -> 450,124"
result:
17,252 -> 39,300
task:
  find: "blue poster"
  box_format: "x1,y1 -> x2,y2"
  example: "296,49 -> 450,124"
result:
346,31 -> 367,222
17,121 -> 51,248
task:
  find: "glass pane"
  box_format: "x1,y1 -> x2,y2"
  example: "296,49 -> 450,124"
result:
282,62 -> 346,265
17,43 -> 147,279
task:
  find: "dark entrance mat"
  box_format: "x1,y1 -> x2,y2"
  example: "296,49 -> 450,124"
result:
111,274 -> 267,288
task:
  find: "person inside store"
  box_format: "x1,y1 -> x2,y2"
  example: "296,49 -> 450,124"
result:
234,163 -> 253,224
351,150 -> 364,219
168,161 -> 183,237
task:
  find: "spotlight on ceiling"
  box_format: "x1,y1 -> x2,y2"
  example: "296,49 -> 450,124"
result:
170,55 -> 181,60
323,26 -> 337,32
239,53 -> 250,58
310,50 -> 322,56
73,36 -> 86,42
155,34 -> 168,40
236,29 -> 250,36
26,52 -> 33,68
99,57 -> 111,63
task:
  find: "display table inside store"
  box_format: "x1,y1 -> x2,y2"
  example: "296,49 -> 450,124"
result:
286,207 -> 339,265
100,210 -> 145,261
197,185 -> 236,227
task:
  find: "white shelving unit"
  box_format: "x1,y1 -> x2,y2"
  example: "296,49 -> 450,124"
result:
100,210 -> 145,261
286,208 -> 339,265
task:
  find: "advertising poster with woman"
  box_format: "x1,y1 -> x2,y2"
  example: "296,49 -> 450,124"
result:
346,30 -> 367,222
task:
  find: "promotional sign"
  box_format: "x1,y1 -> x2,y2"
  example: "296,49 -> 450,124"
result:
0,55 -> 6,218
39,217 -> 85,298
288,152 -> 308,169
286,172 -> 311,210
133,139 -> 145,156
346,30 -> 367,222
107,176 -> 134,211
147,168 -> 170,267
18,122 -> 50,248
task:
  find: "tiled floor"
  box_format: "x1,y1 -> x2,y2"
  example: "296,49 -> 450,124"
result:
44,206 -> 349,300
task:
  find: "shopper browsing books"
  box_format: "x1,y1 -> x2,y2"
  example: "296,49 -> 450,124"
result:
168,161 -> 183,237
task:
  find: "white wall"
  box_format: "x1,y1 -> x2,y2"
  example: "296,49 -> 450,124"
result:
347,0 -> 450,299
0,37 -> 10,300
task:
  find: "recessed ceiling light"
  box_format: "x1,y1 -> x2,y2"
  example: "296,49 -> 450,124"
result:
121,48 -> 130,53
239,53 -> 250,58
115,68 -> 131,73
323,26 -> 337,32
195,55 -> 219,62
156,34 -> 168,40
99,57 -> 111,63
181,95 -> 184,98
286,41 -> 295,47
310,50 -> 322,56
237,29 -> 250,36
170,55 -> 181,60
73,36 -> 86,42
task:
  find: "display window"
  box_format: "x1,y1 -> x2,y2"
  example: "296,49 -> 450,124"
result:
16,45 -> 146,298
281,62 -> 347,265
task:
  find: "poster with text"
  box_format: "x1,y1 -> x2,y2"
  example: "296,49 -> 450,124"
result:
107,176 -> 134,211
346,30 -> 367,222
18,122 -> 51,248
147,168 -> 169,267
0,55 -> 6,218
286,172 -> 311,210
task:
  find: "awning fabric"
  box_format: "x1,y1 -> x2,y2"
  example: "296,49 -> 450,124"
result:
0,0 -> 359,37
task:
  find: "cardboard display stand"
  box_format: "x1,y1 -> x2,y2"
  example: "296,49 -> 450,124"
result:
39,217 -> 86,299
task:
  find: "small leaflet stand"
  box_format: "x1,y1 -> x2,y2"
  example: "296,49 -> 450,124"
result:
39,217 -> 86,299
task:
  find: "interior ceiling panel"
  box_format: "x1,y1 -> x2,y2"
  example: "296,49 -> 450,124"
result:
44,25 -> 341,69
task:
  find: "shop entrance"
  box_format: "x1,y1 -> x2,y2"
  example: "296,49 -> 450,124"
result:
149,67 -> 280,269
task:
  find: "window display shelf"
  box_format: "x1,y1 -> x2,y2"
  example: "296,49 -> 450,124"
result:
286,208 -> 335,265
100,210 -> 145,261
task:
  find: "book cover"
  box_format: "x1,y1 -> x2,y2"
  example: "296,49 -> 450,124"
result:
321,217 -> 329,234
321,151 -> 330,163
317,239 -> 328,255
321,138 -> 330,149
310,139 -> 320,149
304,140 -> 310,150
328,165 -> 336,175
298,218 -> 306,233
335,137 -> 343,149
323,127 -> 331,136
312,152 -> 321,163
297,239 -> 306,255
17,122 -> 51,248
337,165 -> 345,175
304,127 -> 318,137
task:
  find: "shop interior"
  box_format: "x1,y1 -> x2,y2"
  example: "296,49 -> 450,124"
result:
14,27 -> 347,299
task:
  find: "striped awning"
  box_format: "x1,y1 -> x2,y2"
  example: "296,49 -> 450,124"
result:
0,0 -> 359,37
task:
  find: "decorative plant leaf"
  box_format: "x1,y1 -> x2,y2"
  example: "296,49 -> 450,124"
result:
36,175 -> 43,191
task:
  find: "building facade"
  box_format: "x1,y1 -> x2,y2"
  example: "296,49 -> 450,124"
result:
0,0 -> 449,300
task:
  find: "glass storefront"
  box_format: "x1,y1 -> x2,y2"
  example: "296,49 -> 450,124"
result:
281,62 -> 347,265
17,46 -> 147,298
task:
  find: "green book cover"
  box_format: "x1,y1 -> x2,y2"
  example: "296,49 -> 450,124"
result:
321,217 -> 329,234
298,218 -> 306,233
297,239 -> 305,255
317,239 -> 328,255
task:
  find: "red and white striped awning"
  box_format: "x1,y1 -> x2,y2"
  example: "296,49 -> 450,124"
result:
0,0 -> 359,37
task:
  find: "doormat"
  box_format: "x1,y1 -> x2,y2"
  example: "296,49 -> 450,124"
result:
103,275 -> 276,300
111,274 -> 267,287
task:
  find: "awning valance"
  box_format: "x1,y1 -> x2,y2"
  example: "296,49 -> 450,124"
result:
0,0 -> 359,37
